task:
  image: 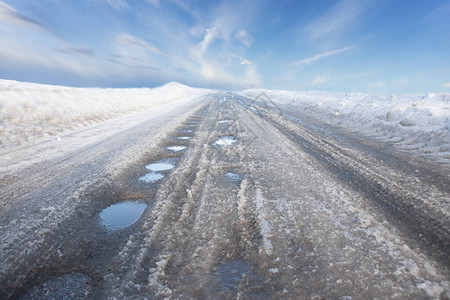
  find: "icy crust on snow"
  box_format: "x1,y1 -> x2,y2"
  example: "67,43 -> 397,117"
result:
0,80 -> 210,150
240,89 -> 450,160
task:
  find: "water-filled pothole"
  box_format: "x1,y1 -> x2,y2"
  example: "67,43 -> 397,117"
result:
183,129 -> 193,133
225,172 -> 241,183
99,201 -> 147,231
166,145 -> 187,152
22,273 -> 91,300
214,136 -> 237,146
139,172 -> 164,183
177,136 -> 191,140
216,260 -> 249,289
139,159 -> 177,185
146,161 -> 175,172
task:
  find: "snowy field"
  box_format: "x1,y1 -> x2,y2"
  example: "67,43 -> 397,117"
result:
240,89 -> 450,162
0,80 -> 210,152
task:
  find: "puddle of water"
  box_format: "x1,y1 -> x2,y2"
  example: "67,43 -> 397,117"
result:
225,172 -> 241,182
183,129 -> 193,133
216,260 -> 249,289
214,136 -> 237,146
218,119 -> 234,124
166,145 -> 187,152
100,201 -> 147,231
139,172 -> 164,183
146,161 -> 175,172
178,136 -> 191,140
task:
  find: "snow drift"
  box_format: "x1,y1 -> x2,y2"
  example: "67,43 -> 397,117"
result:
240,89 -> 450,161
0,80 -> 210,150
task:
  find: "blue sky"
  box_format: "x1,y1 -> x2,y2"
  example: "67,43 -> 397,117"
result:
0,0 -> 449,94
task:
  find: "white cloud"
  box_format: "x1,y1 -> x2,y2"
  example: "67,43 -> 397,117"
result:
305,0 -> 370,41
236,29 -> 253,47
0,1 -> 48,31
294,47 -> 352,65
115,34 -> 167,55
240,58 -> 251,65
442,82 -> 450,88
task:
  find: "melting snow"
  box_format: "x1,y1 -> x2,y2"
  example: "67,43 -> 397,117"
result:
240,89 -> 450,161
214,136 -> 237,146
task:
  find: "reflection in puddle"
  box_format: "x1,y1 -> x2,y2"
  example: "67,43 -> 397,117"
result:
177,136 -> 191,140
216,260 -> 249,289
225,172 -> 241,182
166,145 -> 187,152
100,201 -> 147,231
214,136 -> 237,146
218,119 -> 234,124
183,129 -> 193,133
146,161 -> 174,172
139,172 -> 164,183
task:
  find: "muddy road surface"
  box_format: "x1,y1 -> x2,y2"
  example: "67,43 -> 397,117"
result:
1,93 -> 449,299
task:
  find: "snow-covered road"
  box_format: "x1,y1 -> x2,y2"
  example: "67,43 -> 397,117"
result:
1,93 -> 449,299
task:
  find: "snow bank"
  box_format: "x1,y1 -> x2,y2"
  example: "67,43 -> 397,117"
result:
240,89 -> 450,161
0,80 -> 210,149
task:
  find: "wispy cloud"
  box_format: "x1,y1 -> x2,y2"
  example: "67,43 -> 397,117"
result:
115,34 -> 167,55
105,0 -> 129,10
106,57 -> 160,71
442,82 -> 450,89
240,58 -> 251,65
236,29 -> 253,47
56,46 -> 95,57
305,0 -> 370,41
422,3 -> 450,24
0,1 -> 49,32
169,0 -> 202,21
147,0 -> 161,9
294,47 -> 352,65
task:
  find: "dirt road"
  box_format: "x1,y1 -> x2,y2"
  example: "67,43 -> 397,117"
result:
1,93 -> 449,299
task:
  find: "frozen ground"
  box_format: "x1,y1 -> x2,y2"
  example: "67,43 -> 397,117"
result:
240,89 -> 450,162
0,84 -> 449,299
